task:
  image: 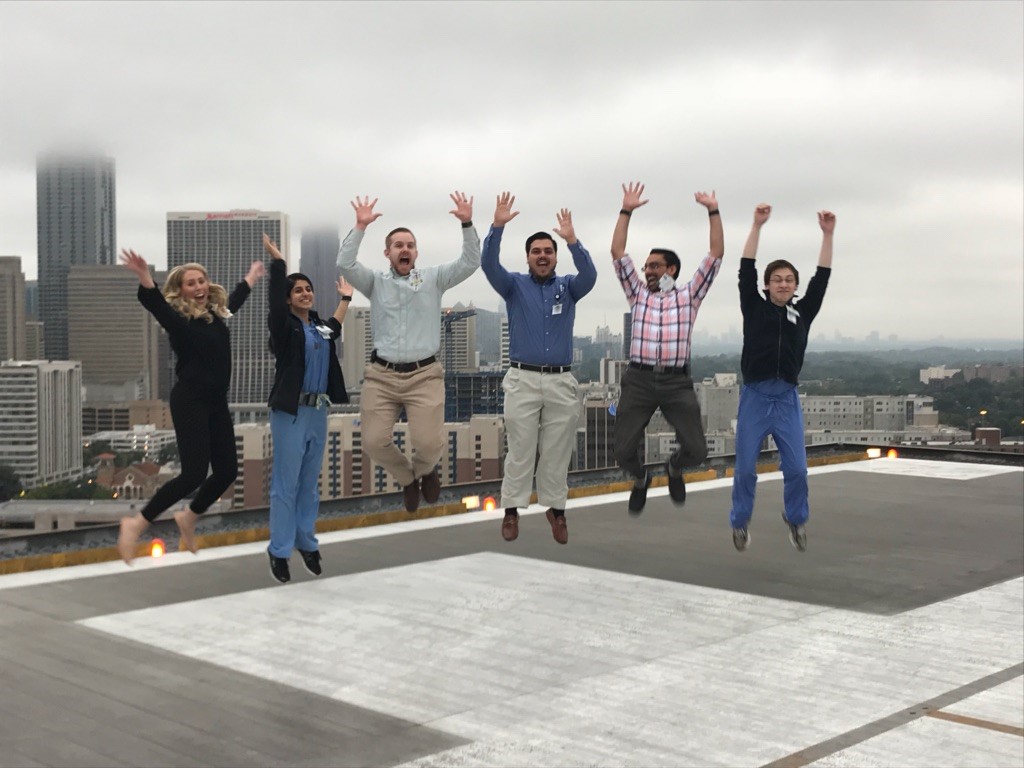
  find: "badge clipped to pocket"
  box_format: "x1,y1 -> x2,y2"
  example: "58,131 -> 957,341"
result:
786,305 -> 800,325
315,323 -> 333,339
552,303 -> 563,315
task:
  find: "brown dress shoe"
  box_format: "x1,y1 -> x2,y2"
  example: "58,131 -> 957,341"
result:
545,509 -> 568,545
403,480 -> 420,512
501,510 -> 519,541
420,469 -> 441,504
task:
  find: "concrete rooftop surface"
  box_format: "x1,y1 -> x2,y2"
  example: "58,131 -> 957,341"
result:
0,457 -> 1021,768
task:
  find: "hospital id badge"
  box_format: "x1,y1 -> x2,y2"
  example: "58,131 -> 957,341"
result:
552,303 -> 563,315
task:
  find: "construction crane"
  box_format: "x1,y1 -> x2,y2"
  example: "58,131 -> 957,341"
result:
441,308 -> 476,421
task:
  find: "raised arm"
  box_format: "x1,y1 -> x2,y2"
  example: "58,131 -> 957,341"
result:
122,248 -> 189,334
742,204 -> 771,261
121,249 -> 156,289
336,196 -> 381,297
332,276 -> 353,330
738,205 -> 770,310
227,260 -> 263,313
611,181 -> 648,261
263,234 -> 290,339
437,190 -> 481,290
553,208 -> 597,300
817,210 -> 835,268
695,190 -> 724,260
481,191 -> 518,298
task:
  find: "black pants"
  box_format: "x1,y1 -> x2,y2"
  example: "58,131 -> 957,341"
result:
141,381 -> 238,522
613,366 -> 708,480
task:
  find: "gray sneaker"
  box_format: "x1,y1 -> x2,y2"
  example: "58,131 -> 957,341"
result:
732,526 -> 750,552
782,511 -> 807,552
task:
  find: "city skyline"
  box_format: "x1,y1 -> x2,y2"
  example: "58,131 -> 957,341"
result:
0,2 -> 1021,345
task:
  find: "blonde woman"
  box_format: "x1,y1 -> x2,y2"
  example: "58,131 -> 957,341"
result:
117,249 -> 265,563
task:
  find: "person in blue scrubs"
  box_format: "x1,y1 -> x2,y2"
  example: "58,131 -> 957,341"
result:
263,234 -> 350,583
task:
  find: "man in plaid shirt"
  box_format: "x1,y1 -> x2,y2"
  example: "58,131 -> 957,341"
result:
612,181 -> 724,514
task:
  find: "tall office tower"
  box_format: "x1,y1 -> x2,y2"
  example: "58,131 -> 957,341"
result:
474,306 -> 504,365
299,228 -> 341,321
0,257 -> 27,360
25,280 -> 38,320
440,303 -> 477,373
166,210 -> 289,405
68,265 -> 160,402
0,360 -> 83,489
341,306 -> 373,391
36,154 -> 117,360
24,321 -> 44,359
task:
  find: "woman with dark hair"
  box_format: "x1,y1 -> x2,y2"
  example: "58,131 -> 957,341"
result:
118,250 -> 265,563
262,234 -> 350,583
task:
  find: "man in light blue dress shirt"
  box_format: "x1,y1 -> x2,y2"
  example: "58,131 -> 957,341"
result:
481,192 -> 597,544
337,192 -> 480,512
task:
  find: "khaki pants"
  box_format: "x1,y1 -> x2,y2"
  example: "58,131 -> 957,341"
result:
360,362 -> 445,487
501,367 -> 580,510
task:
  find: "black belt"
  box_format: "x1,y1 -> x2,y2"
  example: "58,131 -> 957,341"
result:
510,361 -> 572,374
297,392 -> 326,407
629,361 -> 690,375
371,350 -> 437,373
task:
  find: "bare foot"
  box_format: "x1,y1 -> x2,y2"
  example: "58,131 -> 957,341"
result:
117,514 -> 148,564
174,508 -> 200,554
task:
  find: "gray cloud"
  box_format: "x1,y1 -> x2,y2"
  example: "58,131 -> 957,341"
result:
1,0 -> 1021,343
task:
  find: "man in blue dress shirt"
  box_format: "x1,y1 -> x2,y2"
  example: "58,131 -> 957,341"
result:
481,192 -> 597,544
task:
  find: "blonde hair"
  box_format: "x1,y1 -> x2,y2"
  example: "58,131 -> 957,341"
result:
162,263 -> 231,322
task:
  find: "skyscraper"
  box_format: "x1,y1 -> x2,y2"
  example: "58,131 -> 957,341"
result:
341,306 -> 373,391
36,154 -> 117,360
166,210 -> 288,405
0,257 -> 27,360
299,228 -> 341,321
0,360 -> 83,488
68,265 -> 160,402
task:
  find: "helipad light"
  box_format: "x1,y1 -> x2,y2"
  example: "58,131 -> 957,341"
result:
886,449 -> 899,459
866,448 -> 882,459
482,496 -> 497,512
462,495 -> 481,510
150,538 -> 165,558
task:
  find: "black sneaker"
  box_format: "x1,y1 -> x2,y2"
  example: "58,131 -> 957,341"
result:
782,511 -> 807,552
269,554 -> 291,583
298,549 -> 322,577
732,526 -> 750,552
665,460 -> 686,505
628,471 -> 652,516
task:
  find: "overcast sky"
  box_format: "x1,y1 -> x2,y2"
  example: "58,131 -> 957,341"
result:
2,0 -> 1022,345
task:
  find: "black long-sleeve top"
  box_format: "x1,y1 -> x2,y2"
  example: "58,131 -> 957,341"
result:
739,259 -> 830,385
266,259 -> 348,415
138,281 -> 251,394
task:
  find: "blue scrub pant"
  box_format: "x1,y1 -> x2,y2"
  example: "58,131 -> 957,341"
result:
269,405 -> 327,558
730,379 -> 808,529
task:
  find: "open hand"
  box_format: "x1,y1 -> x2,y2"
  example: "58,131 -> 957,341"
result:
351,196 -> 382,230
621,181 -> 649,212
553,208 -> 577,244
449,190 -> 474,223
492,191 -> 519,227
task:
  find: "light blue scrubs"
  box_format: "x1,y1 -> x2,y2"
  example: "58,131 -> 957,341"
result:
268,320 -> 330,558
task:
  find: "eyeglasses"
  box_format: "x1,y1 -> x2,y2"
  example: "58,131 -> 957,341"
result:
643,262 -> 667,271
769,276 -> 797,285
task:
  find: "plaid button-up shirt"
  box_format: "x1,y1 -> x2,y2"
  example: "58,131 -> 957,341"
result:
615,253 -> 722,367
